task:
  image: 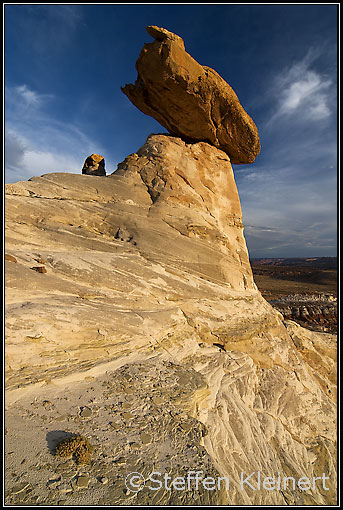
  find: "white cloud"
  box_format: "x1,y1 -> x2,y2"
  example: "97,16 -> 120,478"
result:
16,84 -> 41,106
5,84 -> 54,119
23,149 -> 81,176
5,131 -> 27,170
5,128 -> 84,182
266,51 -> 334,126
279,71 -> 331,116
278,70 -> 331,120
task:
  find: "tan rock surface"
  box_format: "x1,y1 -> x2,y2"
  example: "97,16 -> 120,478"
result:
5,134 -> 336,505
122,26 -> 261,165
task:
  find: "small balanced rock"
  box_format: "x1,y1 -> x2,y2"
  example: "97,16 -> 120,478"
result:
82,154 -> 106,176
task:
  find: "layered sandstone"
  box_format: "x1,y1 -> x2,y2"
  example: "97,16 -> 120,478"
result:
122,26 -> 260,164
5,135 -> 336,505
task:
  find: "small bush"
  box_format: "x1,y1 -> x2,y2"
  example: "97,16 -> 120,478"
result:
55,434 -> 94,465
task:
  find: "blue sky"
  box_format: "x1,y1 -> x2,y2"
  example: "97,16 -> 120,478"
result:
4,4 -> 338,258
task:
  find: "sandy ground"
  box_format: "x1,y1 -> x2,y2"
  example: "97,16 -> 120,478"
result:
5,356 -> 223,506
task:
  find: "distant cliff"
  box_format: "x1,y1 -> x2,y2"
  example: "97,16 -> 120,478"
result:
251,257 -> 337,269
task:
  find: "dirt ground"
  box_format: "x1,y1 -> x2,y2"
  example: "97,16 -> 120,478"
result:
250,262 -> 337,300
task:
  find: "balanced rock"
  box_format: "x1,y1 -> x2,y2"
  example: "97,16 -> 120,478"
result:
122,26 -> 261,164
82,154 -> 106,176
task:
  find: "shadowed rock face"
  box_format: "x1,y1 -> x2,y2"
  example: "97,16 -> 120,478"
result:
5,134 -> 337,505
122,26 -> 261,165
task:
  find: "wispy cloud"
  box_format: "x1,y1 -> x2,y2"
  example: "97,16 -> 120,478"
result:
5,84 -> 108,183
16,84 -> 47,107
6,84 -> 54,115
235,45 -> 337,257
278,71 -> 331,119
236,161 -> 337,257
266,50 -> 334,127
244,218 -> 336,257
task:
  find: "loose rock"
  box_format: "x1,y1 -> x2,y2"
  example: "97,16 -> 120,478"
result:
5,254 -> 17,263
31,266 -> 47,274
141,432 -> 151,444
11,482 -> 30,495
80,406 -> 92,418
57,483 -> 72,494
77,475 -> 90,489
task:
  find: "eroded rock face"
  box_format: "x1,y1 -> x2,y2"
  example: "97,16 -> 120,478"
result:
5,134 -> 337,505
270,293 -> 337,333
82,154 -> 106,176
112,134 -> 254,289
122,26 -> 261,164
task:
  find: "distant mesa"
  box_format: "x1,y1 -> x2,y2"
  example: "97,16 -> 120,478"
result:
82,154 -> 106,176
121,25 -> 261,165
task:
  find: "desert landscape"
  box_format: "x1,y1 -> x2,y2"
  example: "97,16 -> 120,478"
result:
5,25 -> 337,506
251,258 -> 337,334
